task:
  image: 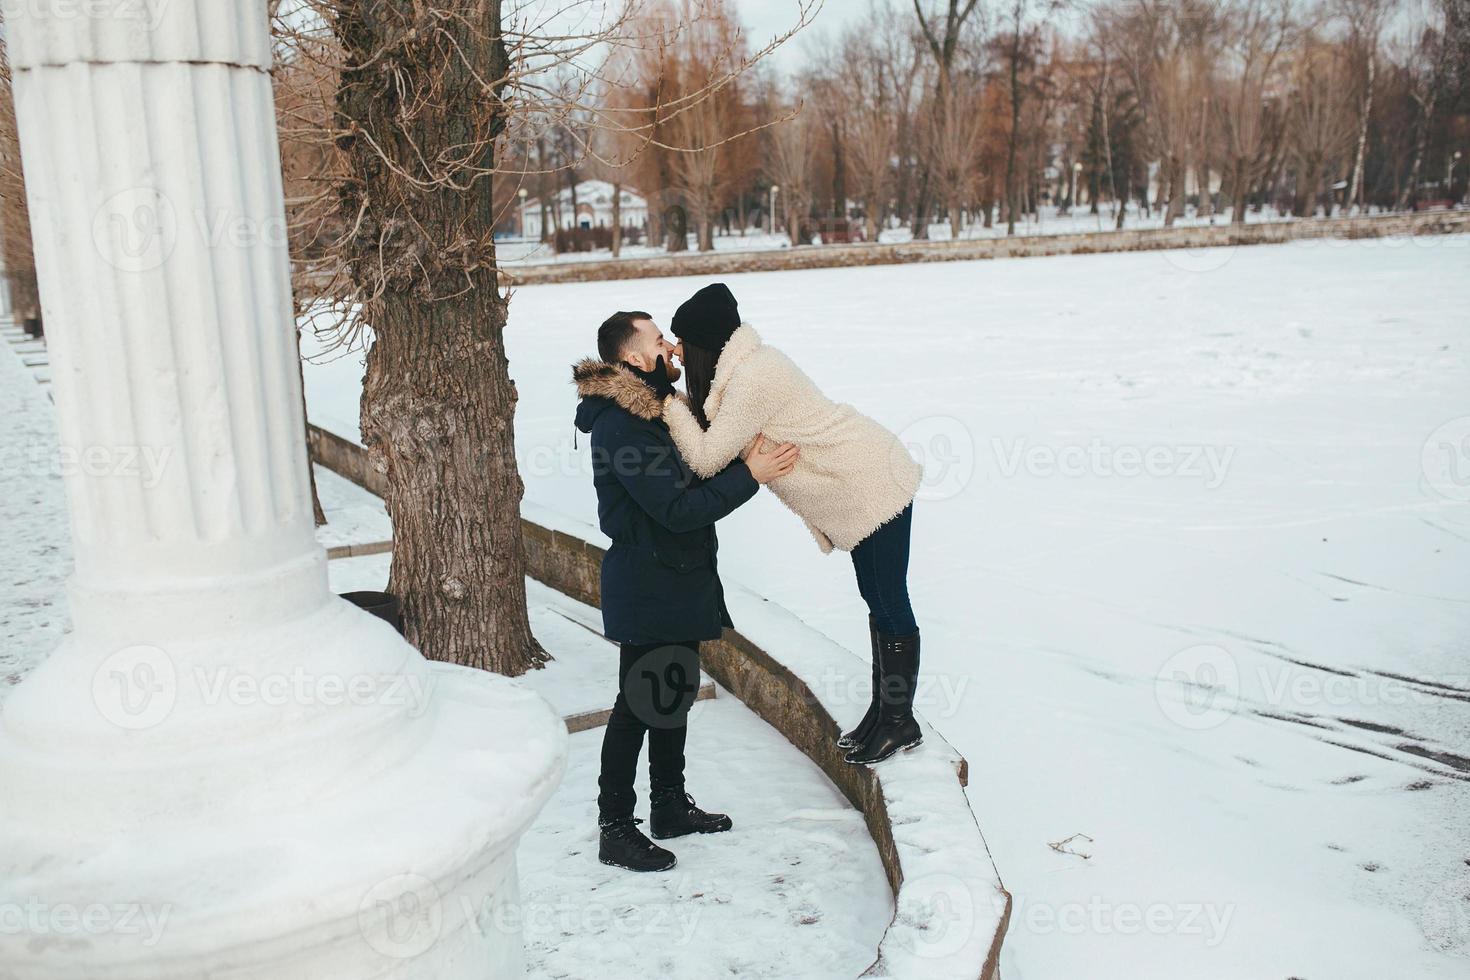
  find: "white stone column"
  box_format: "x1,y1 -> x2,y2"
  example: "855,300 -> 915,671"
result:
0,3 -> 565,977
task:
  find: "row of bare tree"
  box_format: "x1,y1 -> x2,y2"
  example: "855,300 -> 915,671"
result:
498,0 -> 1470,252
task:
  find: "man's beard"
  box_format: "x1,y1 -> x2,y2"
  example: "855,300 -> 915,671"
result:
662,357 -> 682,383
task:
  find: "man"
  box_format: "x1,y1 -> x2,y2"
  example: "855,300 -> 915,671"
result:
572,310 -> 797,872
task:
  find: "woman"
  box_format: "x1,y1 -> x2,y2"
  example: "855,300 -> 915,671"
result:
659,282 -> 925,766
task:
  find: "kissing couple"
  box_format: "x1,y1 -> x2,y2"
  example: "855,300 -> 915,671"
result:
572,283 -> 924,873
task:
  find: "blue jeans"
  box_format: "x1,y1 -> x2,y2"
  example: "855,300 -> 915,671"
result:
850,503 -> 918,635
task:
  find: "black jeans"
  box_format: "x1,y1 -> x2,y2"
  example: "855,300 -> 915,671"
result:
597,640 -> 701,823
850,502 -> 918,635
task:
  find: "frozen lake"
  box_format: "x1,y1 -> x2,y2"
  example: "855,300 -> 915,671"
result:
295,234 -> 1470,976
486,235 -> 1470,978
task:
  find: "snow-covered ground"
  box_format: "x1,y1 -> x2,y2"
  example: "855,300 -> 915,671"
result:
353,233 -> 1465,978
325,550 -> 893,980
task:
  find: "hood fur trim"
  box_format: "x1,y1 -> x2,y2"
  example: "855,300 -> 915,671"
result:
571,358 -> 665,421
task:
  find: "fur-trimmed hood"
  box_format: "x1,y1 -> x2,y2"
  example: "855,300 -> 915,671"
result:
572,358 -> 665,432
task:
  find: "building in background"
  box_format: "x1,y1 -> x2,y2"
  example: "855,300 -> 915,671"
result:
522,179 -> 648,239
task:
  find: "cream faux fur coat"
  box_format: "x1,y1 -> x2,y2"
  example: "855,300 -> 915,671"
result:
662,324 -> 922,554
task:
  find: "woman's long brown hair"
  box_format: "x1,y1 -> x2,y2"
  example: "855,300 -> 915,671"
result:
680,341 -> 721,430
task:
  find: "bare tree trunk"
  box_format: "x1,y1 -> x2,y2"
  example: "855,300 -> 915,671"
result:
336,0 -> 546,674
611,181 -> 623,257
1164,157 -> 1185,227
295,331 -> 327,527
1231,160 -> 1249,224
830,118 -> 848,219
911,167 -> 932,239
1347,50 -> 1375,212
785,203 -> 804,245
0,54 -> 41,328
646,190 -> 664,247
1004,41 -> 1021,236
1396,85 -> 1438,210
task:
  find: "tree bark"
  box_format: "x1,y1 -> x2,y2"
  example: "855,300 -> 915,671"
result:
1231,159 -> 1249,224
911,167 -> 932,239
335,0 -> 546,674
1164,156 -> 1185,227
296,332 -> 327,527
611,181 -> 623,257
1347,49 -> 1375,212
1004,33 -> 1022,236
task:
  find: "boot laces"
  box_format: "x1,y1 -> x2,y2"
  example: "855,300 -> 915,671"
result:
604,817 -> 664,853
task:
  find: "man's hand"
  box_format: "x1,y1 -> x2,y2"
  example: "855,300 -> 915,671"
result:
742,435 -> 799,484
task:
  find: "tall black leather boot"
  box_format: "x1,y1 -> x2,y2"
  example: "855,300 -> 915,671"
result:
837,616 -> 881,750
599,816 -> 677,872
844,630 -> 923,766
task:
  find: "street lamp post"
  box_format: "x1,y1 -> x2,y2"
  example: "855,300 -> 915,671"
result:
1072,161 -> 1083,215
518,186 -> 530,240
0,3 -> 565,977
770,184 -> 781,239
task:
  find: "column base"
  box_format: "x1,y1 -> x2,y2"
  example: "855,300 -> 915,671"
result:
0,620 -> 567,979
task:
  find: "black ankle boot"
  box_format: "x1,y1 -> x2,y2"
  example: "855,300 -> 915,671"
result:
649,791 -> 733,840
837,616 -> 880,750
599,816 -> 677,872
844,630 -> 923,766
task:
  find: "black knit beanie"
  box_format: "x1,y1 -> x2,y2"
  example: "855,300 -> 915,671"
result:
671,283 -> 741,351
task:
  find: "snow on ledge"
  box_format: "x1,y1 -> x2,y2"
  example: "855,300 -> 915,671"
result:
519,508 -> 1012,980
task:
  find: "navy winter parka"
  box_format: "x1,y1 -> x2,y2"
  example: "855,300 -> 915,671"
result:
572,358 -> 758,644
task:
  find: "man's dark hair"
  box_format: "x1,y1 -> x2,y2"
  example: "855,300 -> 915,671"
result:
598,310 -> 652,364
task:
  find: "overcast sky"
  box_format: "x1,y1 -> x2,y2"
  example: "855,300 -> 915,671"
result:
738,0 -> 899,72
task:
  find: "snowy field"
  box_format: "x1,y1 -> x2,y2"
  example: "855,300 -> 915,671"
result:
477,234 -> 1470,978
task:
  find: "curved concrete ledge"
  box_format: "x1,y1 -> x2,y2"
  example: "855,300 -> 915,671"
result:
520,504 -> 1011,979
501,209 -> 1470,285
306,435 -> 1011,977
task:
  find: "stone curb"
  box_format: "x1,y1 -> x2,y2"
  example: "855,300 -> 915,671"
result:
499,209 -> 1470,286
